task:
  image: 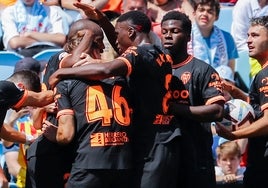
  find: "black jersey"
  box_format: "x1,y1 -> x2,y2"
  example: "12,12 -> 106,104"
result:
42,51 -> 64,124
0,80 -> 26,126
117,44 -> 180,160
26,51 -> 76,188
27,51 -> 65,158
118,44 -> 173,124
56,76 -> 132,169
171,56 -> 225,187
42,50 -> 64,88
247,65 -> 268,172
171,56 -> 224,154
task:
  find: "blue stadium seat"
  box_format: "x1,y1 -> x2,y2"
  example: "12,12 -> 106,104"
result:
0,51 -> 24,80
33,48 -> 62,63
215,7 -> 234,32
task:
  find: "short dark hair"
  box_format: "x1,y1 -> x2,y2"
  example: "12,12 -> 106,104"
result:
250,16 -> 268,30
7,70 -> 41,92
117,10 -> 151,33
191,0 -> 220,18
161,11 -> 192,35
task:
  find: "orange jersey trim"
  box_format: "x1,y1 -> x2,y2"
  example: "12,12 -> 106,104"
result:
205,95 -> 225,105
13,89 -> 28,110
172,55 -> 194,69
262,61 -> 268,69
261,103 -> 268,112
117,57 -> 132,76
57,109 -> 74,119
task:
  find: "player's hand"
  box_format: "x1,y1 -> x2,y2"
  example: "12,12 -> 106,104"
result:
221,79 -> 234,93
72,54 -> 102,67
236,119 -> 251,130
215,122 -> 236,140
42,120 -> 58,142
49,70 -> 62,89
44,102 -> 58,114
8,108 -> 30,126
73,2 -> 105,21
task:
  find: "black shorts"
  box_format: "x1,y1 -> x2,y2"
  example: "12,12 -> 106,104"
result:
244,168 -> 268,188
66,168 -> 132,188
132,131 -> 181,188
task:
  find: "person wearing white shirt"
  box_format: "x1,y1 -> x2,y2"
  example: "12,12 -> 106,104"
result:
1,0 -> 66,57
231,0 -> 268,51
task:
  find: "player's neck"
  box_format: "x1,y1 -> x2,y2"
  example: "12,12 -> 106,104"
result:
172,53 -> 191,65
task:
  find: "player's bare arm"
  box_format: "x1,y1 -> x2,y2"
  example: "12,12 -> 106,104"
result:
49,58 -> 128,89
169,101 -> 224,122
231,109 -> 268,139
24,90 -> 54,107
57,114 -> 75,145
0,124 -> 33,144
74,2 -> 118,53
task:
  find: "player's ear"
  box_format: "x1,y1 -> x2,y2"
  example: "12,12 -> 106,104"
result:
128,26 -> 136,39
17,82 -> 25,89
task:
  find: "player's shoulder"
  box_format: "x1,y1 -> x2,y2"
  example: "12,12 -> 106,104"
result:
190,57 -> 218,73
192,57 -> 213,68
122,44 -> 165,58
0,80 -> 18,91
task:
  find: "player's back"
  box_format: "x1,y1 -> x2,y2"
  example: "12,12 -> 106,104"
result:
121,44 -> 173,124
119,43 -> 180,160
56,76 -> 133,169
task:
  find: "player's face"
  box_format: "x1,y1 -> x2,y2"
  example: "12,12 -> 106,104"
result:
247,25 -> 268,63
115,21 -> 133,55
161,19 -> 189,54
194,4 -> 217,30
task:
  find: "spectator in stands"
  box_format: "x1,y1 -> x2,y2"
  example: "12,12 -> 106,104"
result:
58,0 -> 121,23
190,0 -> 238,71
216,15 -> 268,188
215,141 -> 245,184
231,0 -> 268,79
1,0 -> 66,57
147,0 -> 194,37
231,0 -> 268,52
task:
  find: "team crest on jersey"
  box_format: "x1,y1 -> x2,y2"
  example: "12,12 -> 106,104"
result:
260,77 -> 268,96
181,72 -> 191,84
